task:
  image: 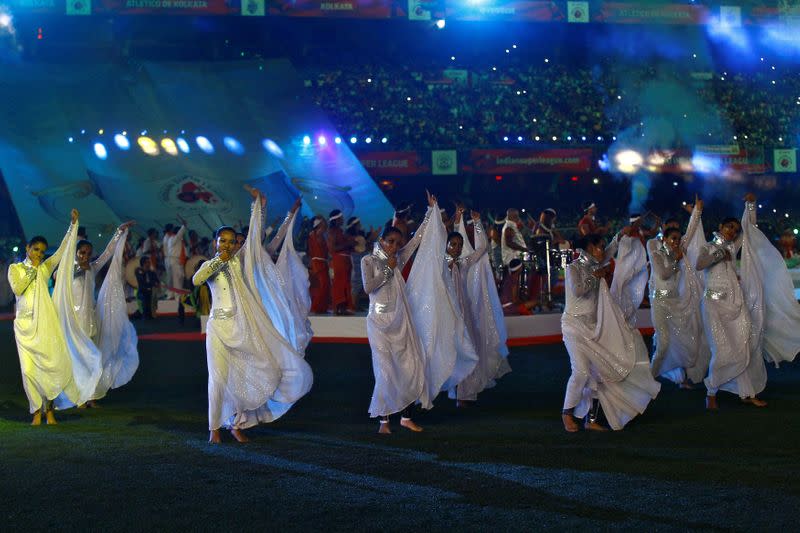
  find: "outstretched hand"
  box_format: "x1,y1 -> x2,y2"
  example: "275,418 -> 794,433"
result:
291,196 -> 302,214
120,220 -> 137,231
471,210 -> 481,222
71,209 -> 79,224
426,189 -> 437,207
744,192 -> 757,203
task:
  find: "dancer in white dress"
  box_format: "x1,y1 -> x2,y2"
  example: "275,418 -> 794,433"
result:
362,194 -> 439,434
449,207 -> 511,405
9,209 -> 81,425
68,222 -> 139,405
697,193 -> 800,409
648,199 -> 711,386
192,187 -> 313,444
561,231 -> 661,432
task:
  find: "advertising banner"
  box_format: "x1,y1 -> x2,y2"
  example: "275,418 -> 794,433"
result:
446,0 -> 563,22
774,148 -> 797,173
267,0 -> 391,18
93,0 -> 238,15
466,148 -> 594,174
595,3 -> 709,24
358,151 -> 430,176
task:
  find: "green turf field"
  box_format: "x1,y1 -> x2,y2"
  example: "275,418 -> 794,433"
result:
1,317 -> 798,531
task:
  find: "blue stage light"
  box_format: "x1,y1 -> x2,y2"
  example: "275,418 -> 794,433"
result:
223,136 -> 245,155
365,137 -> 373,144
435,19 -> 446,29
176,137 -> 191,154
114,134 -> 130,150
303,135 -> 311,145
350,136 -> 358,144
68,137 -> 74,143
94,142 -> 108,160
262,139 -> 284,158
334,137 -> 342,144
318,135 -> 327,146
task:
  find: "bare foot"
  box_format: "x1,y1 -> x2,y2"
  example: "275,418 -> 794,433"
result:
45,410 -> 57,425
742,397 -> 768,408
31,411 -> 42,426
209,430 -> 221,444
585,421 -> 609,432
230,428 -> 250,443
378,421 -> 391,434
562,413 -> 580,433
400,417 -> 423,432
706,395 -> 719,410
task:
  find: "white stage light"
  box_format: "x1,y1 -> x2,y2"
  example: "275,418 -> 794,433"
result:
94,143 -> 108,160
435,19 -> 445,29
302,135 -> 311,145
114,134 -> 130,150
318,135 -> 327,146
334,137 -> 342,144
350,136 -> 357,144
615,150 -> 643,174
176,137 -> 190,154
196,136 -> 214,154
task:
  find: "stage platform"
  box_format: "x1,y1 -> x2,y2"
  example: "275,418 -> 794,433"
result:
140,307 -> 656,346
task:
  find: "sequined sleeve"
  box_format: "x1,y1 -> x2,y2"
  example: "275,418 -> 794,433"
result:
604,232 -> 621,263
8,263 -> 37,297
266,211 -> 293,255
651,249 -> 679,280
463,220 -> 488,267
91,227 -> 124,271
361,255 -> 393,295
682,206 -> 702,248
397,207 -> 432,269
192,256 -> 228,286
44,221 -> 78,273
696,243 -> 724,271
567,263 -> 598,298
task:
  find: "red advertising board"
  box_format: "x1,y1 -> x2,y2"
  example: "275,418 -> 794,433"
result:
93,0 -> 238,14
267,0 -> 391,18
466,149 -> 594,174
446,0 -> 563,22
656,146 -> 766,174
358,151 -> 430,176
6,0 -> 64,13
595,3 -> 709,24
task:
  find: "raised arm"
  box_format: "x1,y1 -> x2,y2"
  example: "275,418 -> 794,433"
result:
604,232 -> 621,263
44,211 -> 79,272
192,256 -> 227,286
463,217 -> 488,267
682,202 -> 703,249
91,227 -> 125,271
266,211 -> 294,255
361,255 -> 394,295
8,263 -> 37,297
397,207 -> 432,269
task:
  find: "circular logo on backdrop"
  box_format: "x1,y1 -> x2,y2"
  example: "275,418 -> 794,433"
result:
780,157 -> 791,169
436,153 -> 453,172
572,7 -> 584,20
159,175 -> 232,215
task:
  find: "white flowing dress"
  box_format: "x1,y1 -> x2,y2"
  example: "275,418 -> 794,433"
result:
698,202 -> 800,398
450,218 -> 511,401
193,201 -> 313,430
406,204 -> 479,406
648,209 -> 711,384
561,236 -> 661,430
362,213 -> 431,417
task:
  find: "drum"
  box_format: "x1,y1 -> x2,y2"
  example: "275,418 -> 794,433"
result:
184,255 -> 209,279
125,259 -> 140,288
